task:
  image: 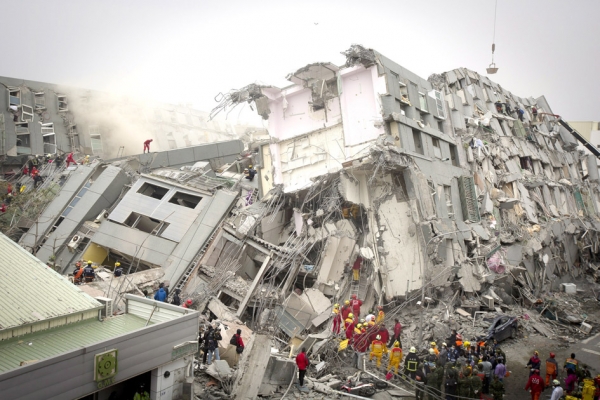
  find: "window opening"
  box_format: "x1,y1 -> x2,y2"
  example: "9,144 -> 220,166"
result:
21,105 -> 34,122
137,182 -> 169,200
34,92 -> 46,110
432,138 -> 442,158
15,122 -> 29,135
444,185 -> 454,217
8,88 -> 21,107
124,212 -> 170,235
57,95 -> 68,112
168,192 -> 202,208
419,92 -> 428,112
412,129 -> 424,155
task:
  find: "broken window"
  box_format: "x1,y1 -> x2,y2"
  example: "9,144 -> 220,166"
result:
34,92 -> 46,110
449,144 -> 460,167
458,175 -> 481,222
124,212 -> 170,235
444,185 -> 454,217
41,122 -> 54,135
21,105 -> 34,122
519,156 -> 533,172
412,130 -> 424,155
428,180 -> 438,212
43,133 -> 56,154
57,95 -> 68,112
392,172 -> 409,202
137,182 -> 169,200
168,191 -> 202,208
429,90 -> 446,119
418,92 -> 428,112
432,138 -> 442,158
15,122 -> 29,135
8,88 -> 21,107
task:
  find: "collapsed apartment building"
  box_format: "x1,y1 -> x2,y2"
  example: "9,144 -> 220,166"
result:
0,75 -> 260,173
190,44 -> 600,344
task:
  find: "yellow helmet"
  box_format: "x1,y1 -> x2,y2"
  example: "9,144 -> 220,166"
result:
248,165 -> 253,168
463,341 -> 471,348
345,300 -> 350,305
430,342 -> 436,346
334,303 -> 339,308
348,313 -> 354,319
356,324 -> 362,329
393,341 -> 400,347
87,260 -> 93,265
115,262 -> 121,267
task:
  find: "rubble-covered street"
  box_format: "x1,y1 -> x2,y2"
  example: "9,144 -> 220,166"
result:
1,6 -> 600,398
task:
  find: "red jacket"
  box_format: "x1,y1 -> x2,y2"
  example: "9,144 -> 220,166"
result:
296,351 -> 308,370
341,305 -> 351,320
354,333 -> 370,352
379,327 -> 389,344
394,322 -> 402,336
236,334 -> 244,348
352,257 -> 362,270
144,139 -> 152,146
351,299 -> 362,314
525,373 -> 545,393
345,322 -> 355,340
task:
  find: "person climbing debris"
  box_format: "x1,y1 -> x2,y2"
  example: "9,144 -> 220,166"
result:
331,303 -> 342,334
352,256 -> 362,281
65,152 -> 76,168
387,341 -> 402,374
83,261 -> 95,283
244,165 -> 256,181
369,334 -> 387,368
545,352 -> 558,386
295,347 -> 309,388
388,318 -> 402,348
404,347 -> 420,380
113,262 -> 123,277
143,139 -> 153,153
350,294 -> 362,317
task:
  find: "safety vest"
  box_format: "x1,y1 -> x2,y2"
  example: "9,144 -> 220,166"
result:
582,379 -> 595,400
354,327 -> 361,334
546,360 -> 557,375
406,355 -> 418,372
371,340 -> 384,353
376,311 -> 384,324
565,358 -> 578,371
390,347 -> 402,361
345,318 -> 354,328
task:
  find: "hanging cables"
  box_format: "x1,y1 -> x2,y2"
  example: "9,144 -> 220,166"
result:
487,0 -> 499,74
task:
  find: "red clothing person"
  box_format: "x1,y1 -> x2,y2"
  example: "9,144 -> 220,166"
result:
378,325 -> 389,345
143,139 -> 153,153
332,309 -> 342,334
345,321 -> 355,340
341,303 -> 351,320
23,166 -> 29,176
525,370 -> 545,400
31,166 -> 39,177
351,294 -> 363,317
296,348 -> 309,387
66,153 -> 76,168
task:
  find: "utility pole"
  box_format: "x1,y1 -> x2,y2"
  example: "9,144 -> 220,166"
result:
418,229 -> 468,349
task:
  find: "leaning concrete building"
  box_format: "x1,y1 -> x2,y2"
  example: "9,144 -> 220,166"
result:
196,45 -> 600,337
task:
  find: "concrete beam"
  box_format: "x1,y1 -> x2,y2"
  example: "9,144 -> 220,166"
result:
235,253 -> 272,318
232,333 -> 272,400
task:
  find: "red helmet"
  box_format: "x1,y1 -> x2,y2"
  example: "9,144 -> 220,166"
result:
378,306 -> 383,310
550,352 -> 555,358
186,299 -> 192,305
351,294 -> 357,299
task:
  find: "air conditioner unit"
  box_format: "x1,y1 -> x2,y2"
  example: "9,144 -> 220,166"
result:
67,235 -> 83,251
95,297 -> 113,319
94,209 -> 109,223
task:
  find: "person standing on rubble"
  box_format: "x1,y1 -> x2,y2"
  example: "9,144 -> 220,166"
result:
387,341 -> 402,374
171,289 -> 181,306
295,347 -> 309,388
565,369 -> 578,395
354,329 -> 370,370
480,355 -> 493,394
352,256 -> 362,281
388,318 -> 402,348
153,285 -> 167,302
83,261 -> 95,283
369,334 -> 387,368
549,379 -> 563,400
143,139 -> 153,153
438,343 -> 448,368
232,328 -> 245,366
345,316 -> 356,343
375,305 -> 384,325
378,324 -> 389,346
545,352 -> 558,386
331,304 -> 342,335
213,328 -> 222,362
526,350 -> 541,376
564,353 -> 578,374
494,357 -> 506,382
73,262 -> 84,285
350,294 -> 362,318
65,152 -> 76,168
525,368 -> 545,400
341,300 -> 351,320
404,347 -> 420,380
113,262 -> 123,277
344,312 -> 355,330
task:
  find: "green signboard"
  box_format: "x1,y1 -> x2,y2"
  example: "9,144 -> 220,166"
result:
94,349 -> 118,388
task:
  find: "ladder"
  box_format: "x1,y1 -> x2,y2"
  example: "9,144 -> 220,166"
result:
116,146 -> 125,158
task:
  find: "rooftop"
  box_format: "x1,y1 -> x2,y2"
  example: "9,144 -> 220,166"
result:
0,313 -> 150,373
0,233 -> 102,332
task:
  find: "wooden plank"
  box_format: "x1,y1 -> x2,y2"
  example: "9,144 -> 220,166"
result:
456,308 -> 472,318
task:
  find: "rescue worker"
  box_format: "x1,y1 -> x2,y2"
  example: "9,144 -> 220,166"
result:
244,166 -> 256,181
414,363 -> 427,400
82,155 -> 90,165
549,379 -> 563,400
352,256 -> 362,281
526,350 -> 541,376
344,313 -> 355,330
295,347 -> 309,388
469,367 -> 483,398
378,324 -> 389,346
133,383 -> 150,400
369,334 -> 386,368
430,341 -> 439,356
73,262 -> 84,284
353,329 -> 370,370
495,347 -> 506,365
341,300 -> 351,320
22,165 -> 29,176
424,348 -> 437,375
490,375 -> 505,400
447,329 -> 458,347
182,299 -> 193,308
404,346 -> 420,380
387,341 -> 402,374
143,139 -> 153,153
113,262 -> 123,277
350,294 -> 362,317
65,152 -> 76,168
375,305 -> 385,324
564,353 -> 578,373
427,362 -> 444,399
545,352 -> 558,386
354,323 -> 363,335
438,343 -> 448,368
171,289 -> 181,306
345,316 -> 355,341
332,304 -> 342,334
31,166 -> 39,177
389,318 -> 402,348
83,261 -> 95,282
525,369 -> 545,400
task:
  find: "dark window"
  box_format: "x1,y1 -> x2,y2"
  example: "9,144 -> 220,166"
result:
449,144 -> 459,167
168,192 -> 202,208
137,182 -> 169,200
412,129 -> 424,155
124,212 -> 169,235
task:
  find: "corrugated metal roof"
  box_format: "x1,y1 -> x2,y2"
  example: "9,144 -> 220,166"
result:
0,233 -> 102,332
0,314 -> 149,373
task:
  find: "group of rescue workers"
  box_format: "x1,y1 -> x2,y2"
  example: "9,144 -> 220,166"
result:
331,297 -> 600,400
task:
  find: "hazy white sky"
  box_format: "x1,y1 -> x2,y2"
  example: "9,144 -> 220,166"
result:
2,0 -> 599,123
